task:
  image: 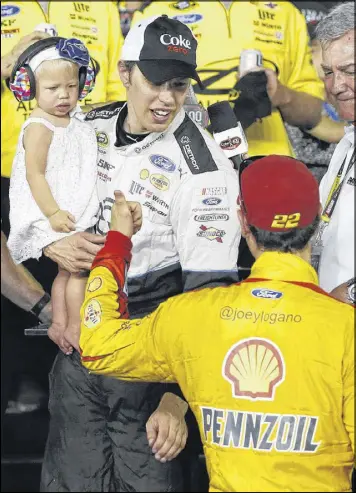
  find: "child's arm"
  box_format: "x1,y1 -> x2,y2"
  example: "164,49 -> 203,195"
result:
24,122 -> 76,233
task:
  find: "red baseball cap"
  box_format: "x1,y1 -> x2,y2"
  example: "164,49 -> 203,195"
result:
240,155 -> 320,231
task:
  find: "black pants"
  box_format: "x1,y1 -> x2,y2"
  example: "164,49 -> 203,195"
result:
41,351 -> 201,492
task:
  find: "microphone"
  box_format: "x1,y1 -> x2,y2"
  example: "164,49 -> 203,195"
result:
207,101 -> 248,170
184,85 -> 209,129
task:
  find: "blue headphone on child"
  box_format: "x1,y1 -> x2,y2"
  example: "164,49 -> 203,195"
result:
8,37 -> 100,102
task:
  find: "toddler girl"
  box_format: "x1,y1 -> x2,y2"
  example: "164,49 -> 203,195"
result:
8,37 -> 99,354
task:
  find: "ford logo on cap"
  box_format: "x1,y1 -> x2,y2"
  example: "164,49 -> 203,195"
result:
149,155 -> 176,173
202,197 -> 221,206
1,5 -> 20,16
251,288 -> 283,299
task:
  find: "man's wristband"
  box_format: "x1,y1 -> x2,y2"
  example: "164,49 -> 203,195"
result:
30,292 -> 51,318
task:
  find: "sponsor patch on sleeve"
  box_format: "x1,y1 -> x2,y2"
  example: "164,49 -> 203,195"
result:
87,276 -> 103,293
83,299 -> 102,328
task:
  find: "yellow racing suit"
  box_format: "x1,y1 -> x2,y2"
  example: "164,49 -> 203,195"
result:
133,0 -> 324,157
80,231 -> 355,492
1,1 -> 125,178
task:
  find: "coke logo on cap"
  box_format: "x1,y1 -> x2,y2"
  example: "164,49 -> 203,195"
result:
160,33 -> 191,49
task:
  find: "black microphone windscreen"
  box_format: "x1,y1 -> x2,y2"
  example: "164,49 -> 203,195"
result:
207,101 -> 238,133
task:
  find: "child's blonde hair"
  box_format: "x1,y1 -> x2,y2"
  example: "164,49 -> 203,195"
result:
35,58 -> 79,80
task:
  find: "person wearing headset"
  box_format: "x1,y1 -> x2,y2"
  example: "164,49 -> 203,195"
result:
7,36 -> 100,355
0,0 -> 124,417
0,0 -> 125,346
1,1 -> 125,185
0,30 -> 54,328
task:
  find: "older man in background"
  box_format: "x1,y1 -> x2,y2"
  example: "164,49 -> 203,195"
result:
286,1 -> 346,184
312,2 -> 355,304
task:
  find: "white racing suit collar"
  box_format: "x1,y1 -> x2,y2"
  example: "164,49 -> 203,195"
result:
116,105 -> 187,156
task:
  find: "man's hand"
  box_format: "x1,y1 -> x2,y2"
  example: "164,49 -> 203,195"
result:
146,392 -> 188,463
238,67 -> 286,108
243,67 -> 309,110
263,68 -> 290,108
44,232 -> 106,273
1,31 -> 50,80
48,322 -> 73,355
253,67 -> 322,128
110,190 -> 142,238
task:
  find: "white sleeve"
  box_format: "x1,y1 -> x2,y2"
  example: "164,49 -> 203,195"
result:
171,168 -> 240,291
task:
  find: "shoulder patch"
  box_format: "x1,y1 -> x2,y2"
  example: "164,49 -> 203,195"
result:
85,102 -> 123,121
174,114 -> 218,175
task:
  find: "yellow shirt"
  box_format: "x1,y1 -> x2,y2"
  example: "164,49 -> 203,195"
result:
80,232 -> 354,492
1,1 -> 125,178
133,1 -> 324,157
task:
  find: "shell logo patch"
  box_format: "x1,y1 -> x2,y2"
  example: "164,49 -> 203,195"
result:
140,169 -> 150,180
83,299 -> 102,329
222,338 -> 285,401
87,276 -> 103,293
150,173 -> 170,191
140,169 -> 170,191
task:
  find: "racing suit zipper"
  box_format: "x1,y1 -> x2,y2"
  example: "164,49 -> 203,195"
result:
36,0 -> 49,22
219,1 -> 232,38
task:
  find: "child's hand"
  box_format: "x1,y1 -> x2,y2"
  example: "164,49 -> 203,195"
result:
63,324 -> 80,353
49,209 -> 76,233
48,321 -> 73,355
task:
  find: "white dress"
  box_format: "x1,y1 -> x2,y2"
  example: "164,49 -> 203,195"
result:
8,108 -> 99,263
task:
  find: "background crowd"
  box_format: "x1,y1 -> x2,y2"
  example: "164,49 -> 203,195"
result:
0,1 -> 354,492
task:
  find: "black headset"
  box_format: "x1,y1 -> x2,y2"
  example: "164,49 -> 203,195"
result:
8,36 -> 100,101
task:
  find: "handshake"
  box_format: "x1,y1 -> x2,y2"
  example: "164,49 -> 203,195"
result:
110,190 -> 143,238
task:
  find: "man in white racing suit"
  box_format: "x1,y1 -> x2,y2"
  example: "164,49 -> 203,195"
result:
88,99 -> 240,314
41,15 -> 240,492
